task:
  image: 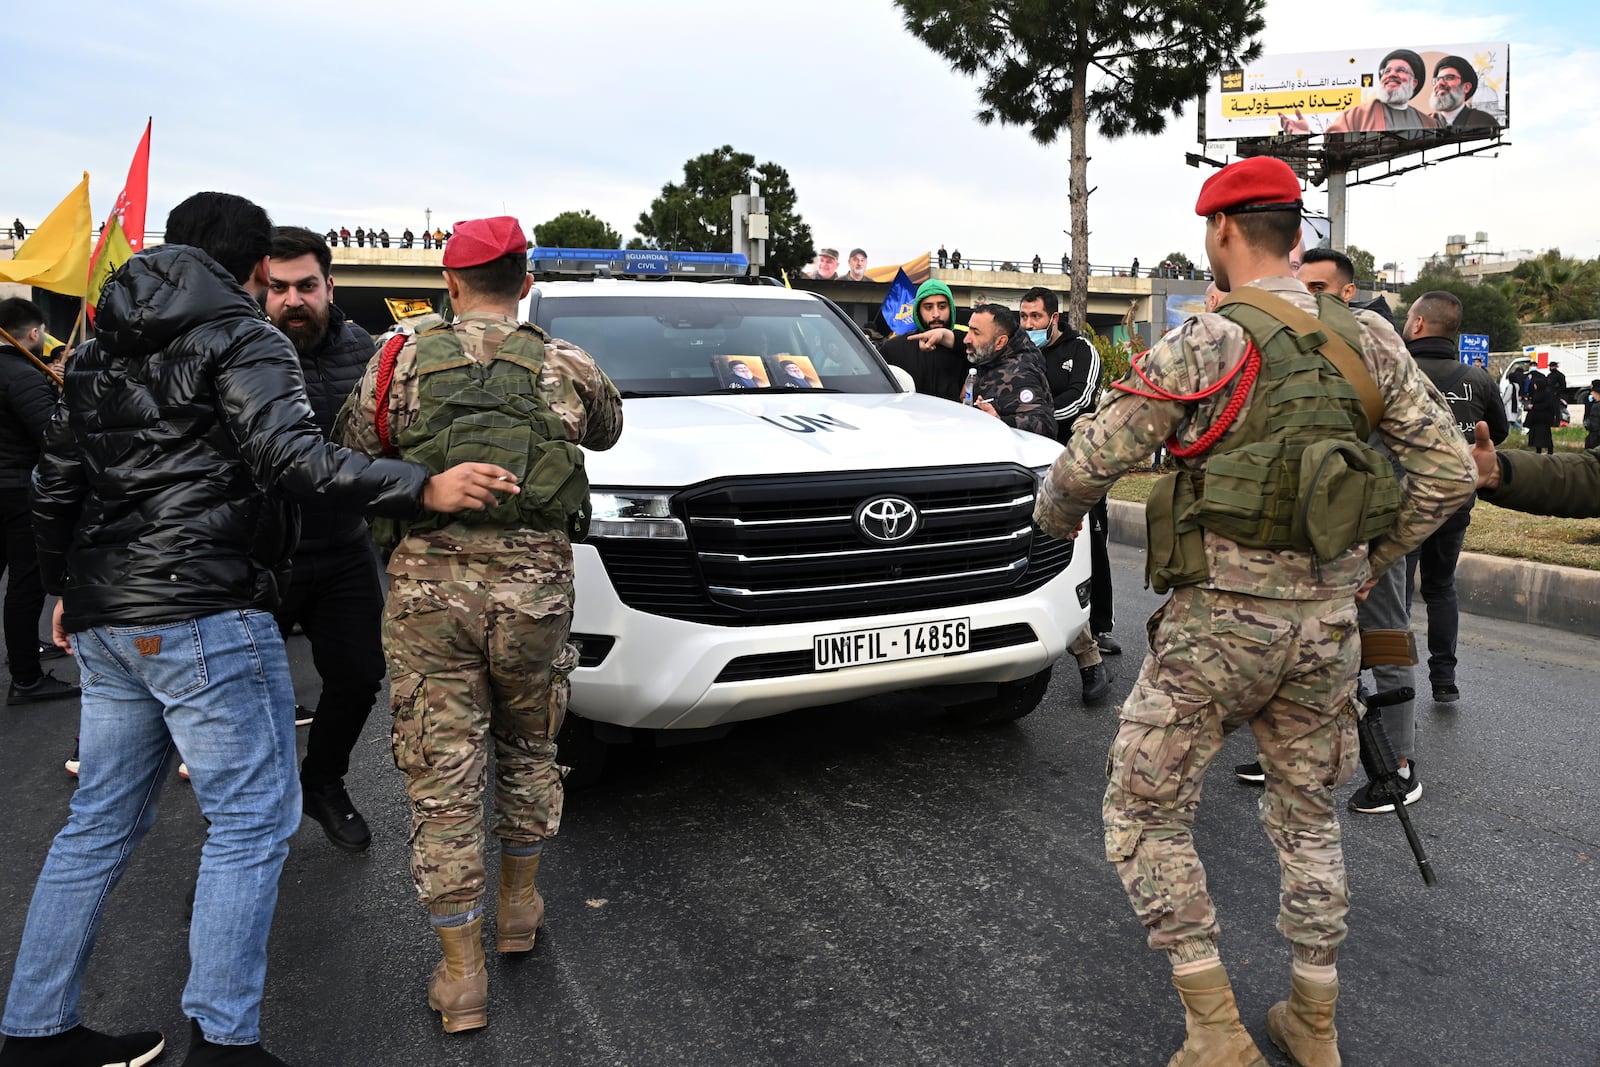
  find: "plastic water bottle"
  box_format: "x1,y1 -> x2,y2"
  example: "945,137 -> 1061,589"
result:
961,368 -> 978,406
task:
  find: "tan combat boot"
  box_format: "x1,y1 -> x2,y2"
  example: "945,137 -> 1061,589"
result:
497,851 -> 546,953
428,918 -> 488,1033
1266,973 -> 1340,1067
1166,966 -> 1268,1067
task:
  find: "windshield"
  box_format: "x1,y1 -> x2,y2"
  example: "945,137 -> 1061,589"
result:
534,294 -> 896,397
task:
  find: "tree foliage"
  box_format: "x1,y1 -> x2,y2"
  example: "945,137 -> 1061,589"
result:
533,209 -> 622,250
1499,249 -> 1600,323
635,145 -> 814,277
1400,272 -> 1520,351
1344,244 -> 1376,286
894,0 -> 1265,328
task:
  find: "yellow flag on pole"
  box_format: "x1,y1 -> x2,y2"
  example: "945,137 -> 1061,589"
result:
86,214 -> 136,312
0,173 -> 93,296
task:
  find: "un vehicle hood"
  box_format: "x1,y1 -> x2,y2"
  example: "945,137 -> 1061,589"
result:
584,393 -> 1062,487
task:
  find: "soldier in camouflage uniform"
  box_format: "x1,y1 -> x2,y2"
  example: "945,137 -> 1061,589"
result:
338,216 -> 623,1034
1033,158 -> 1473,1067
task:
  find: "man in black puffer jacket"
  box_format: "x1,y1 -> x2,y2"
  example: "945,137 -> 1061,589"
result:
263,226 -> 385,853
4,193 -> 519,1067
0,299 -> 76,705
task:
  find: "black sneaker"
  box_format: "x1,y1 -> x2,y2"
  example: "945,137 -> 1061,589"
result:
65,738 -> 80,778
302,780 -> 371,852
1234,760 -> 1266,784
1080,662 -> 1112,705
1431,683 -> 1460,704
293,704 -> 315,727
7,671 -> 79,705
1095,632 -> 1123,656
182,1020 -> 288,1065
38,640 -> 68,661
1348,764 -> 1423,813
0,1023 -> 165,1066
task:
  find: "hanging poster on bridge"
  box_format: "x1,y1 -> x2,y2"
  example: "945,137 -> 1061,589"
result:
1211,43 -> 1509,144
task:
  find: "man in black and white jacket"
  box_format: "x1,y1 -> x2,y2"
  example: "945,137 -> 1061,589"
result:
1018,287 -> 1116,704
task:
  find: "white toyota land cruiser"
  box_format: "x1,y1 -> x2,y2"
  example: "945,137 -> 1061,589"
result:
520,266 -> 1090,770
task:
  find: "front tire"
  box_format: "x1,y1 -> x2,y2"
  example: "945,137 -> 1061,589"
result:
554,713 -> 611,789
941,666 -> 1053,728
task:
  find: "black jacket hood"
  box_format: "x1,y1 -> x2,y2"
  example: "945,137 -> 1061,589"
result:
97,245 -> 264,358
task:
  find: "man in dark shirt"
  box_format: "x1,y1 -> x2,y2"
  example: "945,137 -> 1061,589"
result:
0,299 -> 75,705
877,280 -> 968,401
1400,290 -> 1508,703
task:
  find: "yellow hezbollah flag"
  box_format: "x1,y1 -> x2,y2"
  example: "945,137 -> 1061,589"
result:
86,214 -> 136,312
0,173 -> 93,297
384,297 -> 434,323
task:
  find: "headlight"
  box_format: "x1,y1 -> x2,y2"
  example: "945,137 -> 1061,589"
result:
588,490 -> 686,540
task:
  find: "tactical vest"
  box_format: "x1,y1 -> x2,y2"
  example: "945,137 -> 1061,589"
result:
1145,293 -> 1402,593
371,324 -> 590,546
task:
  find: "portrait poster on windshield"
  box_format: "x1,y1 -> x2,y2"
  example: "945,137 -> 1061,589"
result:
1211,43 -> 1509,144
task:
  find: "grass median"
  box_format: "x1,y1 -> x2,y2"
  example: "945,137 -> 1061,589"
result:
1104,429 -> 1600,571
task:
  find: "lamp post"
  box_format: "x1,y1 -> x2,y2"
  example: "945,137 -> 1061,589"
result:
425,208 -> 432,233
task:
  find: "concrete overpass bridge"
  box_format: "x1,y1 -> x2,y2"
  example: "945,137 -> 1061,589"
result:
7,237 -> 1199,348
318,249 -> 1202,348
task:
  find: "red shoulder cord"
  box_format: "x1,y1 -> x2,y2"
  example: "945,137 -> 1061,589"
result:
373,333 -> 408,455
1109,341 -> 1262,459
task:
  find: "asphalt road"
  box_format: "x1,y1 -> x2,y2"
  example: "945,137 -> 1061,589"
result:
1,543 -> 1596,1066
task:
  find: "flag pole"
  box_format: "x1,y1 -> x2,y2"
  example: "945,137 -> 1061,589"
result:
67,299 -> 87,348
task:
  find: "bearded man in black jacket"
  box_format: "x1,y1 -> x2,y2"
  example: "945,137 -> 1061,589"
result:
3,193 -> 518,1067
264,226 -> 386,853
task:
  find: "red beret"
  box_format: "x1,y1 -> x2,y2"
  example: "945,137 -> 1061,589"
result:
1194,157 -> 1303,217
442,215 -> 528,269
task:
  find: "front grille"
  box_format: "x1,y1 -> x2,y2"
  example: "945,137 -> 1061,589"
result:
591,466 -> 1073,626
713,622 -> 1040,683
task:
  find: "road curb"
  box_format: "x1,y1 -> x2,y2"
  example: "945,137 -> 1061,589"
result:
1105,498 -> 1600,639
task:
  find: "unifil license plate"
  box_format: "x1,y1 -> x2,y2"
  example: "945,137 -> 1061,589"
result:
813,618 -> 970,671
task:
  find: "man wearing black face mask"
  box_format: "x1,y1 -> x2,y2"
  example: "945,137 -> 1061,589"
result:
263,225 -> 386,853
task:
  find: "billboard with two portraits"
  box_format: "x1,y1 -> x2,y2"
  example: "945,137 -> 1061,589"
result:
1212,43 -> 1509,147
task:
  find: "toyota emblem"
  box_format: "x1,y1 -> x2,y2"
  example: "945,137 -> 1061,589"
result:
855,495 -> 920,544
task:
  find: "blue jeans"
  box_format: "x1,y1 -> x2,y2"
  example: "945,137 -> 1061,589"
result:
1,609 -> 300,1045
1406,507 -> 1471,687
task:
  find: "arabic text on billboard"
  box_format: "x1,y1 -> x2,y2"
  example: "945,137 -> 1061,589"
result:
1213,43 -> 1509,141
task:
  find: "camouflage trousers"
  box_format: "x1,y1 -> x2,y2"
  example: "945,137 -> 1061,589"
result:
383,577 -> 576,911
1102,585 -> 1361,965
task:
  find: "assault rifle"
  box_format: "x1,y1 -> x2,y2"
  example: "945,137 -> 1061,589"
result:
1357,628 -> 1437,887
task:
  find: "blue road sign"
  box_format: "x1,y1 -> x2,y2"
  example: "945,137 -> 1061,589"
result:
1459,333 -> 1490,367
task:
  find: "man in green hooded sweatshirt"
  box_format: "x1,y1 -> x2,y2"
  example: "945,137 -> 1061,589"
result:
878,279 -> 968,401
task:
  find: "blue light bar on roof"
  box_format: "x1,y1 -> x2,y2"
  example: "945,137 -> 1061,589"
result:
528,247 -> 750,277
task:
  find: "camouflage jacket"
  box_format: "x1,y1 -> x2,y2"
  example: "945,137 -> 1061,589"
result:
974,336 -> 1056,440
338,312 -> 624,582
1034,276 -> 1474,599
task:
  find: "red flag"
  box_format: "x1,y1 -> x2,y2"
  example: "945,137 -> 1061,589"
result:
86,119 -> 151,317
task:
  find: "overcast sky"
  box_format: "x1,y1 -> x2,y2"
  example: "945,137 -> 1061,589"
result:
8,0 -> 1594,279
